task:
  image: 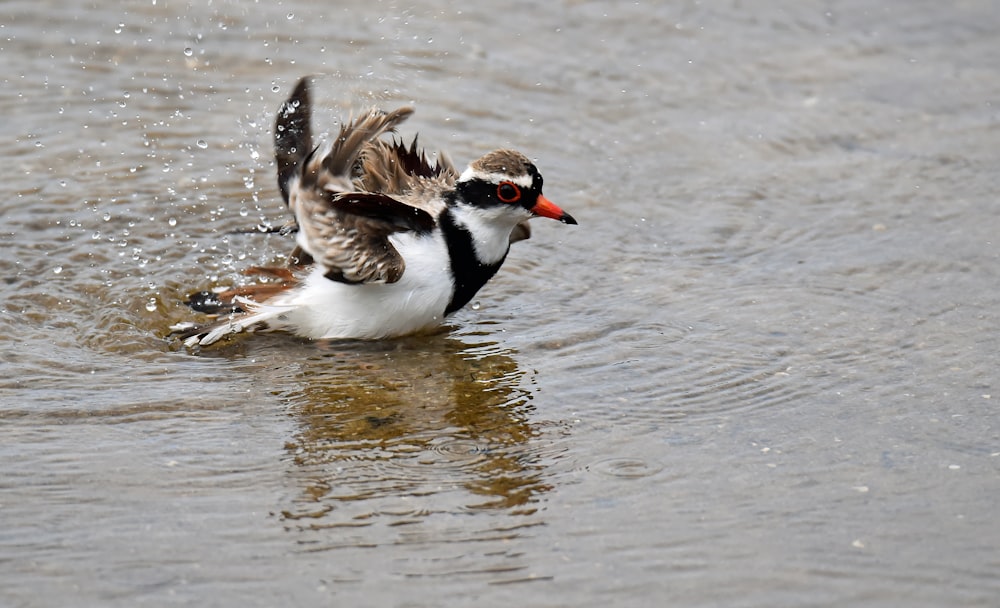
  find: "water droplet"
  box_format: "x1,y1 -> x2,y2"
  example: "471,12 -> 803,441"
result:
183,47 -> 193,57
286,12 -> 295,19
196,139 -> 207,149
52,266 -> 63,274
239,207 -> 249,217
92,231 -> 101,239
103,212 -> 111,222
145,298 -> 158,312
167,217 -> 177,227
220,253 -> 234,266
471,301 -> 481,310
271,84 -> 280,93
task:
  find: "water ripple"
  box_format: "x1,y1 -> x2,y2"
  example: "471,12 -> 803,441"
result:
589,457 -> 665,479
525,278 -> 917,424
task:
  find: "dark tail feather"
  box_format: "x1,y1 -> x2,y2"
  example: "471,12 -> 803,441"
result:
275,77 -> 313,204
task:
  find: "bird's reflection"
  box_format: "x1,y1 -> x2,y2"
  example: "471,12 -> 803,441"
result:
275,331 -> 551,526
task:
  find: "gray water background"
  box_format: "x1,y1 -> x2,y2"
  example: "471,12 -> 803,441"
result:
2,1 -> 999,606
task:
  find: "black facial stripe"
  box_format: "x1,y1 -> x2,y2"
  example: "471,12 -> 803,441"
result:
457,176 -> 540,211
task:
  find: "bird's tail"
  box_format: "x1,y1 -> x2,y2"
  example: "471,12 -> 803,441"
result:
169,297 -> 292,347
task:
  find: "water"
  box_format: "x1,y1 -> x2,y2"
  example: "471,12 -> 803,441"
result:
3,1 -> 999,606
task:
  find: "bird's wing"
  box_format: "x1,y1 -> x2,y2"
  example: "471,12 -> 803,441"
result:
274,76 -> 414,204
292,179 -> 435,284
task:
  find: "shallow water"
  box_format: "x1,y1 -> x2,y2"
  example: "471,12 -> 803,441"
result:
3,1 -> 999,606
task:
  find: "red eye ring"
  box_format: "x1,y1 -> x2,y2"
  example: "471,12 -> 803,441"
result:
496,181 -> 522,203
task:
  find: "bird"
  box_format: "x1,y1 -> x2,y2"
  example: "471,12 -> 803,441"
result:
171,76 -> 577,347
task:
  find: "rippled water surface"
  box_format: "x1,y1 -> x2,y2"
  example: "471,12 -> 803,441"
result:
3,1 -> 999,606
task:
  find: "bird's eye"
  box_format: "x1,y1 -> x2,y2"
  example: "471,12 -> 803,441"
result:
497,182 -> 521,203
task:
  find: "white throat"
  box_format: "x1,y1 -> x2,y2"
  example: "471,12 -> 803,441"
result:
448,203 -> 528,264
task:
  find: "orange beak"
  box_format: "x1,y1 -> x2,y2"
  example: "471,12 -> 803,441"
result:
531,194 -> 578,225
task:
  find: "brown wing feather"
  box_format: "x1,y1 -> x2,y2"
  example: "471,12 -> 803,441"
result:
355,137 -> 458,216
327,192 -> 436,232
295,191 -> 435,284
280,80 -> 446,285
321,107 -> 414,182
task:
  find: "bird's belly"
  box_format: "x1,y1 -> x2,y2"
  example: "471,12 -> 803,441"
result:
282,232 -> 454,340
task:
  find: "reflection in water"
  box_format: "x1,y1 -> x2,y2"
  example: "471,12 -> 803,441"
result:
276,333 -> 551,534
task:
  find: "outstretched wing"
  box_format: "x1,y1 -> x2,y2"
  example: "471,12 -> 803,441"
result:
293,181 -> 436,284
354,136 -> 458,215
274,76 -> 414,204
275,77 -> 437,284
